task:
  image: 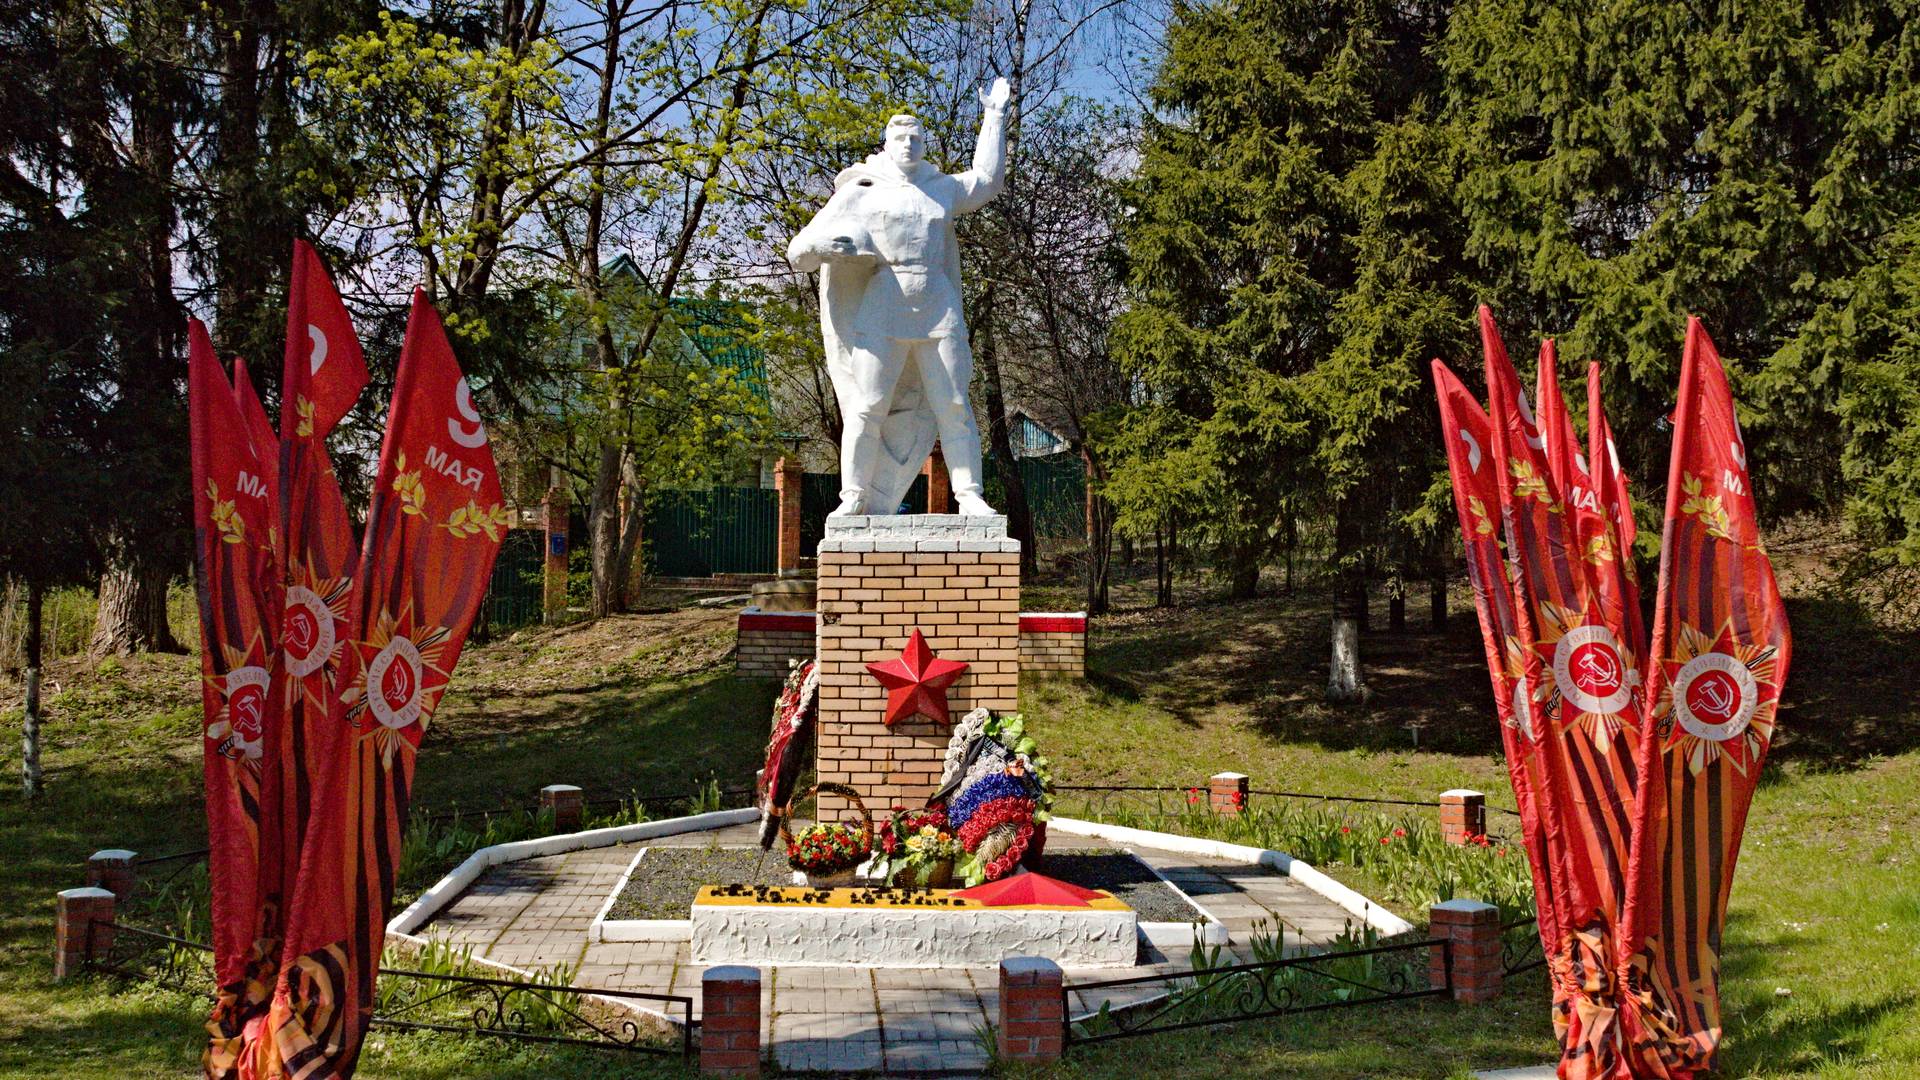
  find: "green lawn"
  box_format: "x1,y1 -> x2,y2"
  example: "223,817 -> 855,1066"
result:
0,547 -> 1915,1077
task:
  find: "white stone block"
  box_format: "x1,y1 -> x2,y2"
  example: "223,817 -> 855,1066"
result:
690,893 -> 1137,968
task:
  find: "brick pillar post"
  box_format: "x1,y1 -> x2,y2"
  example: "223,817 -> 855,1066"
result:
540,784 -> 584,833
1209,772 -> 1249,815
924,442 -> 950,514
542,471 -> 571,624
997,956 -> 1065,1063
1428,899 -> 1502,1002
774,457 -> 804,578
85,849 -> 137,902
54,886 -> 116,981
1439,789 -> 1486,845
700,965 -> 762,1076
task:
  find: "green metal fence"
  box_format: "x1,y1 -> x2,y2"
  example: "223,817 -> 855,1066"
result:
477,529 -> 544,639
645,486 -> 778,576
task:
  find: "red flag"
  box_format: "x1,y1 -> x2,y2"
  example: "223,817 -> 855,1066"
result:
189,320 -> 283,1074
1480,308 -> 1640,1078
231,358 -> 280,520
1534,340 -> 1592,498
265,288 -> 504,1077
1619,319 -> 1790,1075
283,240 -> 369,443
234,244 -> 371,1078
1431,358 -> 1569,1040
1587,363 -> 1645,660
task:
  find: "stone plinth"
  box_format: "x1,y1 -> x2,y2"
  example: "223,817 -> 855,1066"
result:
815,515 -> 1020,817
689,886 -> 1134,968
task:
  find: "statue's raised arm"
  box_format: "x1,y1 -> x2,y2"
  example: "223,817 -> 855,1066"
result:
954,77 -> 1012,215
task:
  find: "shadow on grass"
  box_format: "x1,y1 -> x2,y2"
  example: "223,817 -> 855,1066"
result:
1084,591 -> 1508,758
1769,594 -> 1920,769
418,671 -> 779,807
1080,580 -> 1920,772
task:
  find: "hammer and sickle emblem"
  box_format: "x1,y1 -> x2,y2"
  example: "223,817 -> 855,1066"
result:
1695,677 -> 1735,720
1577,647 -> 1619,691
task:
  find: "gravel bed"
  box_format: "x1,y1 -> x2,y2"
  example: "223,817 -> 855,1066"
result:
603,846 -> 1204,924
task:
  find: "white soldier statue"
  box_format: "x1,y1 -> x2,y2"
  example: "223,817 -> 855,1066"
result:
786,78 -> 1012,517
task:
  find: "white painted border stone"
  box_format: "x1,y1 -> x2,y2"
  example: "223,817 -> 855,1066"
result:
690,899 -> 1137,968
386,807 -> 761,937
1044,816 -> 1417,939
588,849 -> 693,943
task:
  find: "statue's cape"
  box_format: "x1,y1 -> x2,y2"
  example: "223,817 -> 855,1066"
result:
793,155 -> 957,510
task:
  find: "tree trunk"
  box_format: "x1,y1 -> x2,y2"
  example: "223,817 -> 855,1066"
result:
1429,570 -> 1448,631
92,0 -> 188,657
977,288 -> 1036,575
1327,589 -> 1365,703
91,558 -> 181,655
1283,515 -> 1296,594
1327,505 -> 1366,702
588,441 -> 625,617
1388,578 -> 1406,633
22,582 -> 43,797
1082,450 -> 1112,616
1226,531 -> 1261,600
1159,518 -> 1177,607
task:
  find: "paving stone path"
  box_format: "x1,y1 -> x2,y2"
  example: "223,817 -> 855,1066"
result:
418,823 -> 1369,1075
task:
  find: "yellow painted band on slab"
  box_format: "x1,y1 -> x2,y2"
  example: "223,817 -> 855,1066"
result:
693,885 -> 1129,913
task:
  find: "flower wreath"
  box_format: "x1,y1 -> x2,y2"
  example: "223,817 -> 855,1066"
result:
931,712 -> 1053,885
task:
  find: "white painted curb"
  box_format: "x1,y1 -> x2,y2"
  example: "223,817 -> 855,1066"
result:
589,848 -> 694,942
387,807 -> 762,937
1045,816 -> 1417,939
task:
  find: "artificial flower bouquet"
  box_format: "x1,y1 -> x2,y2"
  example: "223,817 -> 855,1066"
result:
779,781 -> 873,884
873,806 -> 963,887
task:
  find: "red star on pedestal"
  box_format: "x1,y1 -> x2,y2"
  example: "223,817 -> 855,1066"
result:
865,628 -> 969,727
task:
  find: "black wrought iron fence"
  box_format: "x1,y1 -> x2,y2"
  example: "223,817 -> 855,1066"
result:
86,921 -> 215,992
372,966 -> 692,1058
83,923 -> 695,1059
1500,916 -> 1547,976
1065,935 -> 1447,1046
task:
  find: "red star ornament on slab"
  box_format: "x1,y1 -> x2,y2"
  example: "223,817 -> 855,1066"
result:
866,628 -> 969,727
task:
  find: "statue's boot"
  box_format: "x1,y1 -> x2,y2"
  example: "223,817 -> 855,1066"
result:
942,430 -> 998,516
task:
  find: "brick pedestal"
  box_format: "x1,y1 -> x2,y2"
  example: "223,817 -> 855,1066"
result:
998,956 -> 1065,1062
924,444 -> 950,514
54,886 -> 116,981
1428,899 -> 1502,1002
86,849 -> 137,902
815,515 -> 1020,817
543,476 -> 570,624
1439,789 -> 1487,845
540,784 -> 584,833
1209,772 -> 1249,815
700,965 -> 762,1076
774,458 -> 804,578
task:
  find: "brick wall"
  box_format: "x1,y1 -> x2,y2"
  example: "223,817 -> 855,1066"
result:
1017,612 -> 1086,675
814,516 -> 1021,817
735,610 -> 816,677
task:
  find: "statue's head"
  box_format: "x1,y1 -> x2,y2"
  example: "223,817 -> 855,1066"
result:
883,114 -> 924,168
